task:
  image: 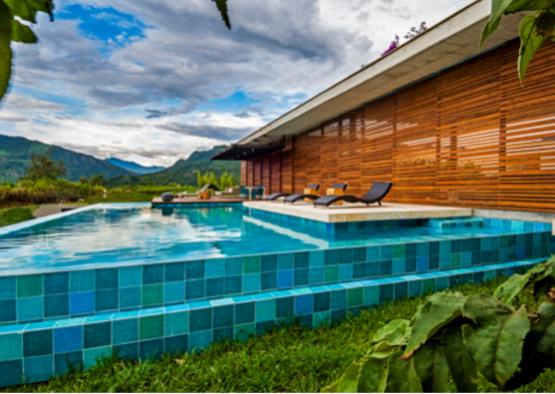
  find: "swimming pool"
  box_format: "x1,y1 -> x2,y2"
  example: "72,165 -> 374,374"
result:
0,203 -> 553,386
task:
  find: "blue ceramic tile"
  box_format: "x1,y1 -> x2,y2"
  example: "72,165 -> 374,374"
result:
0,277 -> 15,300
186,280 -> 205,300
53,326 -> 82,353
276,297 -> 294,318
165,263 -> 185,282
190,309 -> 211,332
205,259 -> 226,278
186,261 -> 205,280
294,295 -> 313,315
0,334 -> 22,361
17,297 -> 43,322
0,300 -> 16,323
0,360 -> 22,386
164,281 -> 185,303
206,278 -> 226,297
119,266 -> 142,287
143,265 -> 164,285
44,273 -> 68,295
188,330 -> 212,351
165,335 -> 188,354
277,270 -> 294,289
44,295 -> 69,318
84,322 -> 111,348
119,287 -> 141,309
68,291 -> 95,316
261,255 -> 277,272
54,351 -> 82,376
213,305 -> 233,328
113,319 -> 138,345
234,303 -> 254,324
70,271 -> 94,292
23,330 -> 52,357
95,289 -> 118,311
24,354 -> 53,384
95,269 -> 117,290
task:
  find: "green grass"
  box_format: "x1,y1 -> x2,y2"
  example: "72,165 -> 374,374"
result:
0,206 -> 34,227
11,278 -> 542,393
84,185 -> 195,204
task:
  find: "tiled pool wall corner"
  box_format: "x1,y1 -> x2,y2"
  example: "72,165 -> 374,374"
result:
0,257 -> 546,388
1,222 -> 554,326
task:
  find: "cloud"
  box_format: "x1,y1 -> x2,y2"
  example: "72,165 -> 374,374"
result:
3,0 -> 474,166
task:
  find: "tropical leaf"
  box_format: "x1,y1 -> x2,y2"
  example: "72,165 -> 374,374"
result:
518,13 -> 546,80
0,0 -> 12,101
387,351 -> 423,393
3,0 -> 53,23
322,359 -> 364,393
11,20 -> 37,43
403,292 -> 466,358
212,0 -> 231,29
444,325 -> 479,392
413,342 -> 450,392
357,356 -> 390,393
494,258 -> 554,304
481,0 -> 515,44
506,0 -> 555,13
463,296 -> 531,387
371,319 -> 411,346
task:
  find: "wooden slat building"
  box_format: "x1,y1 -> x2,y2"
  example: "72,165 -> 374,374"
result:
214,0 -> 555,213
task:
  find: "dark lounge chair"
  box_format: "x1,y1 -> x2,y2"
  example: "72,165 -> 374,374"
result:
313,182 -> 393,207
284,183 -> 345,204
264,192 -> 290,201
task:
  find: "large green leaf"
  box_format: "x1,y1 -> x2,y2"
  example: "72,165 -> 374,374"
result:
413,342 -> 450,392
211,0 -> 231,29
533,302 -> 555,367
11,20 -> 37,43
481,0 -> 515,44
371,319 -> 411,346
387,351 -> 423,393
463,296 -> 531,387
357,356 -> 390,393
518,13 -> 545,80
322,360 -> 364,393
444,325 -> 479,392
506,0 -> 555,13
0,0 -> 12,101
3,0 -> 53,23
494,258 -> 554,305
403,292 -> 466,357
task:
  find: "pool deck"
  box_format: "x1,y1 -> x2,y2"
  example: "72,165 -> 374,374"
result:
244,201 -> 472,223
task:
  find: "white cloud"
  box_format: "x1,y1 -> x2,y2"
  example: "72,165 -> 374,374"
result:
2,0 -> 474,166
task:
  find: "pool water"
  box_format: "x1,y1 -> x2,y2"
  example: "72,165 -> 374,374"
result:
0,203 -> 549,274
0,202 -> 553,388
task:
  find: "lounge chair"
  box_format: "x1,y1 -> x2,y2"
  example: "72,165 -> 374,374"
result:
313,182 -> 392,207
284,183 -> 344,204
264,192 -> 290,201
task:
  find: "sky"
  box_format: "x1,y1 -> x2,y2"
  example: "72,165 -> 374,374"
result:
0,0 -> 474,167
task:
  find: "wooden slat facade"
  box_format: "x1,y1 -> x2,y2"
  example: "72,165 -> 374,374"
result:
242,40 -> 555,212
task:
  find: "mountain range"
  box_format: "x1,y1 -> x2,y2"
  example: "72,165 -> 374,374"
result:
0,134 -> 239,185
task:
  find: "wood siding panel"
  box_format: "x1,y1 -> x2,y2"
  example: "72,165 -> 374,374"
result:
242,40 -> 555,212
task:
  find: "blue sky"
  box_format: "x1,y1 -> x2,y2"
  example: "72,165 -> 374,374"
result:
0,0 -> 473,166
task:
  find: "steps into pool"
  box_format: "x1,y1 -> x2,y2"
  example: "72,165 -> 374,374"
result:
0,257 -> 546,387
428,217 -> 485,231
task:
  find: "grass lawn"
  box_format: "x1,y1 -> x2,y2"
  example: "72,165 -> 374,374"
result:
7,277 -> 554,393
0,206 -> 35,227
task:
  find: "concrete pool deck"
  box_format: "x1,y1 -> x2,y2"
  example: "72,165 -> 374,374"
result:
243,201 -> 472,223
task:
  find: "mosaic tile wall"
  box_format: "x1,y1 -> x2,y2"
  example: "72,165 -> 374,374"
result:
1,222 -> 553,326
0,258 -> 545,387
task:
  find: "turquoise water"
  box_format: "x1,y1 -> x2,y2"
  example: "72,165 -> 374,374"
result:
0,203 -> 548,273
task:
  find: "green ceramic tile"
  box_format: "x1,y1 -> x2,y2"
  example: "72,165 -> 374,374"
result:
324,266 -> 338,282
142,284 -> 163,306
347,288 -> 363,307
242,256 -> 260,273
233,323 -> 256,342
165,312 -> 189,335
83,346 -> 112,368
17,275 -> 43,297
140,316 -> 164,340
0,334 -> 22,361
255,300 -> 275,322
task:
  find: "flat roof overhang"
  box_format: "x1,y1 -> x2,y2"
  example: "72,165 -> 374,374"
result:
212,143 -> 284,161
236,0 -> 523,147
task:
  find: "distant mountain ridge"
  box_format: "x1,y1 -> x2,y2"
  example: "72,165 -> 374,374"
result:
0,134 -> 131,182
106,157 -> 165,175
0,134 -> 240,186
106,145 -> 240,186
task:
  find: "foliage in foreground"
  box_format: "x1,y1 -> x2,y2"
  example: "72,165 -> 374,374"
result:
0,206 -> 34,226
482,0 -> 555,80
7,280 -> 505,393
0,179 -> 103,204
325,256 -> 555,392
